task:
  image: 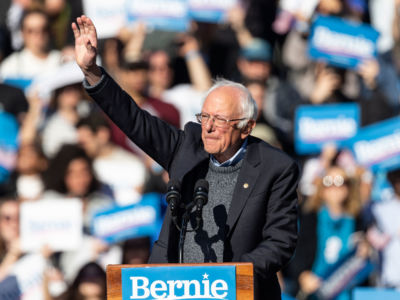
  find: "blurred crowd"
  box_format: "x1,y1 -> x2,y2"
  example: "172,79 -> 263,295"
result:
0,0 -> 400,299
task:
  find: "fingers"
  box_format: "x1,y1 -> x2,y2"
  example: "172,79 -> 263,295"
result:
80,15 -> 96,36
72,15 -> 95,37
77,16 -> 85,36
72,15 -> 98,51
71,22 -> 79,39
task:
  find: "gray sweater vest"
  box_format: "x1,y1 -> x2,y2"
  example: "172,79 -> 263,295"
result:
183,159 -> 243,263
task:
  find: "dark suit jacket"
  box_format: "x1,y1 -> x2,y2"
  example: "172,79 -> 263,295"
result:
85,70 -> 300,299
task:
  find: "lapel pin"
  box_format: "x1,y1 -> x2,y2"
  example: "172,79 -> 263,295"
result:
243,183 -> 249,189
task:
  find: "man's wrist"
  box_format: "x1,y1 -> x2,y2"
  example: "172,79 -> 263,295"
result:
82,64 -> 102,86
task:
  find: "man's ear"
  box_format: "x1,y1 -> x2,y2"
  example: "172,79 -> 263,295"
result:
241,120 -> 256,138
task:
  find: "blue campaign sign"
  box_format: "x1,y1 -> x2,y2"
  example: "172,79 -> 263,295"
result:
121,265 -> 236,300
188,0 -> 238,23
294,103 -> 360,155
91,193 -> 162,244
0,111 -> 19,183
315,250 -> 374,300
308,15 -> 379,69
343,117 -> 400,172
3,78 -> 33,91
353,288 -> 400,300
126,0 -> 189,32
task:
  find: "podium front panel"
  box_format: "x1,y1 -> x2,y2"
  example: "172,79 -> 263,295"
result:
107,262 -> 253,300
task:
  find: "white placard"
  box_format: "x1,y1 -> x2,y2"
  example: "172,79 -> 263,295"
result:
82,0 -> 127,39
14,254 -> 46,300
20,199 -> 83,252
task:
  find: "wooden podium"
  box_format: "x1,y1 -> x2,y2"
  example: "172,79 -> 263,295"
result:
107,262 -> 254,299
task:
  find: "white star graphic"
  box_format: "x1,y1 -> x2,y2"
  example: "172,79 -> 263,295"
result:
202,273 -> 209,280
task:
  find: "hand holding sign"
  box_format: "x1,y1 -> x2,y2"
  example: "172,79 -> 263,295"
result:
310,64 -> 342,104
299,271 -> 321,295
357,59 -> 379,90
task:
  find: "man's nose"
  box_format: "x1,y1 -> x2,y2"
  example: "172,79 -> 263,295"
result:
204,117 -> 215,132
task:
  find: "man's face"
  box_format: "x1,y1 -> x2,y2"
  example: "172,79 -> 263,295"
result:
77,126 -> 99,157
237,59 -> 271,81
121,69 -> 148,95
201,86 -> 252,163
22,13 -> 49,54
148,51 -> 173,90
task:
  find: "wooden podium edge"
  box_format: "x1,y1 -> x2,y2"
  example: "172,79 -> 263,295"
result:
107,262 -> 254,300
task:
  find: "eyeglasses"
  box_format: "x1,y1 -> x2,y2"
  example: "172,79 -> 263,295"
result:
195,113 -> 247,129
322,175 -> 349,188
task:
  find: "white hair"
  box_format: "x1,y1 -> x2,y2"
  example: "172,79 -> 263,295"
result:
204,78 -> 258,129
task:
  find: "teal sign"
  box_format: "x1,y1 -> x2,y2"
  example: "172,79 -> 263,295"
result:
121,265 -> 236,299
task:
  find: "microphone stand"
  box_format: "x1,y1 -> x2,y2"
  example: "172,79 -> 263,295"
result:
177,179 -> 208,264
178,210 -> 189,264
178,201 -> 195,264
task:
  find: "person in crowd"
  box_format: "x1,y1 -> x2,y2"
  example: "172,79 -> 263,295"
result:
55,262 -> 106,300
227,5 -> 303,152
147,41 -> 212,127
244,78 -> 281,149
118,59 -> 181,129
287,165 -> 368,299
42,143 -> 112,230
41,144 -> 118,282
72,15 -> 300,299
307,62 -> 395,126
41,81 -> 88,158
0,83 -> 28,124
107,58 -> 181,154
76,113 -> 147,205
0,8 -> 61,84
1,142 -> 47,201
0,196 -> 21,281
121,236 -> 151,265
370,168 -> 400,288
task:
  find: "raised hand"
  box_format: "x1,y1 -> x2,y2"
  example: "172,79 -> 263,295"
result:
71,15 -> 101,84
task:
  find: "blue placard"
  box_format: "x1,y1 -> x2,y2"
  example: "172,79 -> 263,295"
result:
126,0 -> 189,32
308,15 -> 379,69
343,117 -> 400,172
3,78 -> 33,91
188,0 -> 238,23
121,265 -> 236,300
0,111 -> 19,183
91,194 -> 162,244
315,250 -> 374,300
294,103 -> 360,155
353,288 -> 400,300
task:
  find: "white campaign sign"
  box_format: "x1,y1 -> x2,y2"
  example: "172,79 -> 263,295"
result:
20,199 -> 83,252
83,0 -> 126,39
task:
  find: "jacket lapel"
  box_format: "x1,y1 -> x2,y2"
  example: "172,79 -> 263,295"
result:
226,138 -> 262,236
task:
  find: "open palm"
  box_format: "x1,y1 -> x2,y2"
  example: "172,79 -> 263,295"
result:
71,15 -> 98,71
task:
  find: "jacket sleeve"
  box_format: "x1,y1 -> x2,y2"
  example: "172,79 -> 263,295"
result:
286,211 -> 318,281
240,160 -> 300,279
84,69 -> 183,171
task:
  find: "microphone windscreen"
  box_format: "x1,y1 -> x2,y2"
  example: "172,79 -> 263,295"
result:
194,179 -> 209,192
167,179 -> 181,191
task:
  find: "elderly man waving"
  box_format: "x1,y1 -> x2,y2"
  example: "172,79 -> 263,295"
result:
72,15 -> 299,299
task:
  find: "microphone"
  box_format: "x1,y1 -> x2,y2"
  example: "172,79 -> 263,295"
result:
166,179 -> 181,228
193,179 -> 209,230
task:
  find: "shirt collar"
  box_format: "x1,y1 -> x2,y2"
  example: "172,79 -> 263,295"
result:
210,138 -> 248,167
